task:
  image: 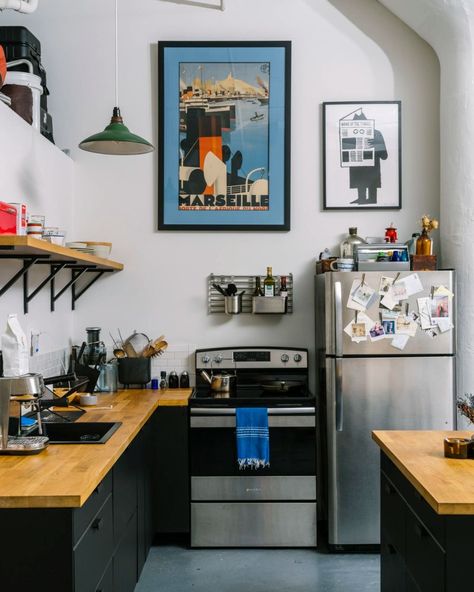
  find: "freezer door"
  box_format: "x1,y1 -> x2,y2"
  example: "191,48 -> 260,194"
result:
326,356 -> 454,547
324,271 -> 455,356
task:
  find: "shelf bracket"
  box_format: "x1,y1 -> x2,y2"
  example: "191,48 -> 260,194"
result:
23,262 -> 68,314
50,266 -> 90,312
71,269 -> 111,311
0,257 -> 40,301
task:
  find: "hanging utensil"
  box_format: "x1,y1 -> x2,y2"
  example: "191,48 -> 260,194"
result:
212,283 -> 227,296
226,283 -> 237,296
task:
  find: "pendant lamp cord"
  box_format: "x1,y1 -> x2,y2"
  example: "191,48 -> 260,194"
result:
115,0 -> 119,108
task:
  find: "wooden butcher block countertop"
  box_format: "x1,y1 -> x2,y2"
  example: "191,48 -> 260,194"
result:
0,388 -> 192,509
373,430 -> 474,515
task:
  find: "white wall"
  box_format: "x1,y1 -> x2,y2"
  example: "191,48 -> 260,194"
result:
1,0 -> 440,382
0,102 -> 73,358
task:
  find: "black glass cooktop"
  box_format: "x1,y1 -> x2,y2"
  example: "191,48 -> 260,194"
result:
190,386 -> 315,408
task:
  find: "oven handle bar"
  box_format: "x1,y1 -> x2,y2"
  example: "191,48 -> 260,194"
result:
190,407 -> 316,416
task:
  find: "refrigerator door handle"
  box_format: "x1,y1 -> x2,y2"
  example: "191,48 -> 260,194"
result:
334,281 -> 343,357
335,358 -> 343,431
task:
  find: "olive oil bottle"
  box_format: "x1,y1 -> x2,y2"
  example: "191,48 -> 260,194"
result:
263,267 -> 275,297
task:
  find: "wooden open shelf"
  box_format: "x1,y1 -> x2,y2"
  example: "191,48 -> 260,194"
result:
0,236 -> 124,312
0,236 -> 123,271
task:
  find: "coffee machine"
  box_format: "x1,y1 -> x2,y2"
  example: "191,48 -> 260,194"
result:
0,374 -> 49,454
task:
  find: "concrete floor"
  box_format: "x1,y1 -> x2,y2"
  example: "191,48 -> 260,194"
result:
136,545 -> 380,592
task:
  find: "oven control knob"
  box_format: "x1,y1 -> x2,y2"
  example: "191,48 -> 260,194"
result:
214,354 -> 223,364
201,355 -> 210,364
281,354 -> 289,363
294,353 -> 302,363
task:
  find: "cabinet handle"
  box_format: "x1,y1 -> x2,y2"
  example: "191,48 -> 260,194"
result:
92,518 -> 103,531
414,521 -> 427,538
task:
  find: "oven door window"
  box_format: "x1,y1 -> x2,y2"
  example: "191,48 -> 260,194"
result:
190,426 -> 316,477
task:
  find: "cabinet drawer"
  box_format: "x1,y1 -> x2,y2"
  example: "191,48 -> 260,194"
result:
406,509 -> 445,592
74,495 -> 114,592
381,474 -> 406,554
113,512 -> 138,592
73,472 -> 112,544
382,454 -> 445,548
381,536 -> 406,592
113,442 -> 138,543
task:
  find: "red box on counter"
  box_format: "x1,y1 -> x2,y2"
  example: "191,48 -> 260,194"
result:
0,201 -> 18,234
8,202 -> 27,235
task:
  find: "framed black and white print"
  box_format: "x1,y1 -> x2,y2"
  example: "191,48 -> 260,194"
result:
323,101 -> 401,210
158,41 -> 291,231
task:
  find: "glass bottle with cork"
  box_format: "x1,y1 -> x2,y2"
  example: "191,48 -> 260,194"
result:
340,227 -> 366,258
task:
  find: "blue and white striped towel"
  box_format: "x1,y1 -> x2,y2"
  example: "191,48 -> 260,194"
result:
236,407 -> 270,470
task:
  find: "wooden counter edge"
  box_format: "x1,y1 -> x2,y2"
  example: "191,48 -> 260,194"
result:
0,388 -> 193,509
372,431 -> 443,514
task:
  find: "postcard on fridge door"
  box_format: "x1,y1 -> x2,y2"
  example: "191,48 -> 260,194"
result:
399,273 -> 424,297
382,319 -> 396,337
417,297 -> 433,329
396,315 -> 417,337
433,285 -> 454,299
369,321 -> 386,342
430,294 -> 450,320
390,334 -> 410,350
344,320 -> 366,342
380,291 -> 400,311
434,318 -> 453,333
347,280 -> 369,311
390,282 -> 408,301
378,276 -> 394,296
351,282 -> 376,308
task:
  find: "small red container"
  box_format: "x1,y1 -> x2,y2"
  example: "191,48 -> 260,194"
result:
0,202 -> 18,234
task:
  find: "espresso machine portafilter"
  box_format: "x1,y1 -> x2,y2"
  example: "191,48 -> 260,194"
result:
0,374 -> 44,450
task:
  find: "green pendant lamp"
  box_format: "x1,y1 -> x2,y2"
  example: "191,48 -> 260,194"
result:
79,0 -> 154,155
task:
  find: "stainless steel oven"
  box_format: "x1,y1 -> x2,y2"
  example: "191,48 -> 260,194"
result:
189,347 -> 317,548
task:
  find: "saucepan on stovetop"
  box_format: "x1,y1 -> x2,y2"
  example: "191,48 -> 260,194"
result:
261,380 -> 305,393
200,370 -> 236,394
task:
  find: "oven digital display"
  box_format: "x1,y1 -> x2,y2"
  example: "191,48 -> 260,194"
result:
233,351 -> 271,362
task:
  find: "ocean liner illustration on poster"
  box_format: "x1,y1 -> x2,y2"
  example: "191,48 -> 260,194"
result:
178,62 -> 270,211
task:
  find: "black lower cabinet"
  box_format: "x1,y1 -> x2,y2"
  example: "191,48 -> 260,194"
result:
381,452 -> 474,592
0,413 -> 156,591
114,513 -> 139,592
154,406 -> 189,534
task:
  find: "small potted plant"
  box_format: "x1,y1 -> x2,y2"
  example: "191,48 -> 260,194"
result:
457,394 -> 474,425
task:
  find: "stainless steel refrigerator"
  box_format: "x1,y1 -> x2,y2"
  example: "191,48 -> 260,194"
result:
315,270 -> 455,548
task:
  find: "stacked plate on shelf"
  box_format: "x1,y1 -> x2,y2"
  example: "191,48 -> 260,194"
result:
65,241 -> 112,259
65,242 -> 95,254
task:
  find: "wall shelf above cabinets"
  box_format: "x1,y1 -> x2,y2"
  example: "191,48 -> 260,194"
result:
0,236 -> 124,313
208,273 -> 293,315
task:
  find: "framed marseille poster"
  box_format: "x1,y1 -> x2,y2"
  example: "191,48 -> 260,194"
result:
323,101 -> 401,210
158,41 -> 291,230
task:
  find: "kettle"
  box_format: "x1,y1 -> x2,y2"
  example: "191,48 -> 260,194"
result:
200,370 -> 235,393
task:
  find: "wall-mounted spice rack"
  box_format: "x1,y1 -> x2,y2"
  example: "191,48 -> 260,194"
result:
0,236 -> 124,313
208,273 -> 293,314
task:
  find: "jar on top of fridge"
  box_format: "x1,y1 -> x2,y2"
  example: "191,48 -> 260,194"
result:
340,227 -> 366,258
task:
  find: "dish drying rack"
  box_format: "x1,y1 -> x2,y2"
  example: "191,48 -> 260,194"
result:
208,273 -> 293,314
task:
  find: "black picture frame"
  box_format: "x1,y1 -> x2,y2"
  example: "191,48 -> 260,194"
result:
322,101 -> 402,211
158,41 -> 291,231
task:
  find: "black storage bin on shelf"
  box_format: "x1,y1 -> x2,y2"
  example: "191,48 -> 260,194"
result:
0,27 -> 49,109
117,358 -> 151,389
